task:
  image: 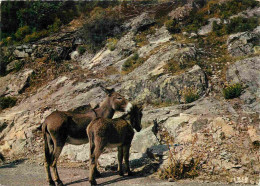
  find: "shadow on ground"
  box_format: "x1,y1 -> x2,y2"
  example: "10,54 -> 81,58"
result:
65,144 -> 167,185
0,158 -> 27,169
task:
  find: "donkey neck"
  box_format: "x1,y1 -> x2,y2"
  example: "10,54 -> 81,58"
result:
95,98 -> 115,119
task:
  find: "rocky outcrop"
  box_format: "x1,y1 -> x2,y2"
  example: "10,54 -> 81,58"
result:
0,69 -> 34,97
121,65 -> 207,104
227,26 -> 260,57
226,56 -> 260,112
123,12 -> 155,33
198,18 -> 221,36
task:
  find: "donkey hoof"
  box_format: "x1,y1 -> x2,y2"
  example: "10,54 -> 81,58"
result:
95,170 -> 102,178
90,180 -> 97,185
128,171 -> 134,176
49,180 -> 55,186
118,171 -> 124,176
57,180 -> 64,186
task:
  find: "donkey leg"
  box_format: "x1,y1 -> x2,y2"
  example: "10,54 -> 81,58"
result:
44,133 -> 55,186
51,140 -> 65,186
123,145 -> 133,176
89,144 -> 104,185
117,146 -> 124,176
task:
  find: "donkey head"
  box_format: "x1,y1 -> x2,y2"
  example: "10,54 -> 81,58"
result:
129,104 -> 143,132
100,86 -> 132,113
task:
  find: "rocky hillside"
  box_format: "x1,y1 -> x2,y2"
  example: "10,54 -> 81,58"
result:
0,0 -> 259,184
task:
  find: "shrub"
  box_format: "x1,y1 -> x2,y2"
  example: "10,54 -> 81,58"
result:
23,30 -> 48,43
208,0 -> 259,19
183,11 -> 207,33
165,19 -> 181,34
122,53 -> 144,73
82,6 -> 122,52
107,38 -> 118,51
77,46 -> 86,55
15,25 -> 31,40
181,86 -> 199,103
226,17 -> 258,34
223,83 -> 243,99
14,61 -> 24,72
47,18 -> 62,33
0,96 -> 17,110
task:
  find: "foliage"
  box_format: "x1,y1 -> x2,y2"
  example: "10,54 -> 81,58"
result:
212,17 -> 258,36
14,61 -> 24,72
181,86 -> 199,103
0,97 -> 17,110
154,119 -> 202,181
208,0 -> 259,19
81,6 -> 122,53
77,46 -> 86,55
107,38 -> 118,51
1,1 -> 78,42
183,11 -> 207,33
122,53 -> 144,73
165,19 -> 181,34
47,18 -> 62,33
23,30 -> 48,43
223,83 -> 243,99
226,17 -> 258,34
14,25 -> 31,41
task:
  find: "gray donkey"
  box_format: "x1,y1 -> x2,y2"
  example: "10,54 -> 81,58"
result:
41,86 -> 132,186
87,104 -> 143,185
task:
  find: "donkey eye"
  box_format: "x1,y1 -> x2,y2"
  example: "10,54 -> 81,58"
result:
117,97 -> 122,100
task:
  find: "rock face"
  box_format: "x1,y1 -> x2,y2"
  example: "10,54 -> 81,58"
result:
123,12 -> 155,33
198,18 -> 221,36
121,65 -> 207,104
1,3 -> 260,183
226,56 -> 260,112
0,69 -> 34,97
227,26 -> 260,56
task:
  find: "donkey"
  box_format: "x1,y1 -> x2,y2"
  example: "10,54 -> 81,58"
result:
87,104 -> 143,185
41,86 -> 132,186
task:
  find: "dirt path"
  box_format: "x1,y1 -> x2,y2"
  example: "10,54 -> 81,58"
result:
0,160 -> 256,186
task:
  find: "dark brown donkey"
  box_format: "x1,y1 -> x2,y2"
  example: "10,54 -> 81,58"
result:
87,104 -> 143,185
41,87 -> 132,186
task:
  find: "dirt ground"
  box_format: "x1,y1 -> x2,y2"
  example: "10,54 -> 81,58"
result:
0,160 -> 257,186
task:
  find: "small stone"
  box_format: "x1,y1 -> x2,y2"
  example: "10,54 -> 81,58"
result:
168,178 -> 174,182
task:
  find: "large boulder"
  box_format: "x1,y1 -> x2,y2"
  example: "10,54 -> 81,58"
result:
121,65 -> 207,104
0,68 -> 34,97
227,26 -> 260,57
123,12 -> 155,33
226,56 -> 260,112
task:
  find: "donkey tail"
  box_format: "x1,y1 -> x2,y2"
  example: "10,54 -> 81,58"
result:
43,123 -> 52,165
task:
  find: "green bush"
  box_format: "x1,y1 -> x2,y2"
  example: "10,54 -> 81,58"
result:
77,46 -> 86,55
183,12 -> 207,33
122,53 -> 144,73
47,18 -> 62,33
223,83 -> 243,99
23,30 -> 48,43
165,19 -> 181,34
181,87 -> 199,103
226,17 -> 258,34
15,25 -> 31,40
107,38 -> 118,51
14,61 -> 24,72
0,96 -> 17,110
82,6 -> 122,53
214,0 -> 259,19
